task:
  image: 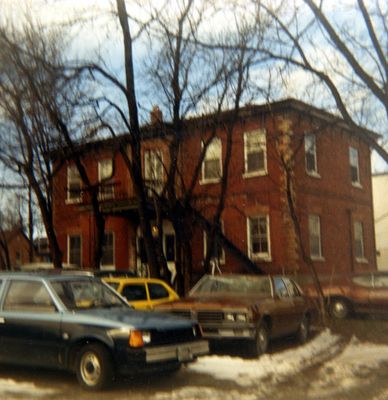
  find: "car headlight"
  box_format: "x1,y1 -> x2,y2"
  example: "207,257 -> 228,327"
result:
225,312 -> 235,321
224,312 -> 248,322
235,314 -> 247,322
129,330 -> 151,347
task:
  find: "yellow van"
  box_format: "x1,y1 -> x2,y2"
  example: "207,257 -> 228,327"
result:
103,277 -> 179,310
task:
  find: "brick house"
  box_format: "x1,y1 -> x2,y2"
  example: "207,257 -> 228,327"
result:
0,228 -> 31,270
52,99 -> 377,281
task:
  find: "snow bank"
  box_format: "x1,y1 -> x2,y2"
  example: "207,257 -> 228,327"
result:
308,336 -> 388,398
187,329 -> 341,386
0,379 -> 58,398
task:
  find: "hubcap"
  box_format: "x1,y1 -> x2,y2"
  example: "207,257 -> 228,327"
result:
257,327 -> 268,353
333,301 -> 347,318
300,319 -> 308,341
80,351 -> 101,386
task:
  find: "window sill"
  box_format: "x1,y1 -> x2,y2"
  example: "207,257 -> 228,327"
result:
100,265 -> 115,271
65,198 -> 82,205
199,178 -> 221,185
306,171 -> 321,179
311,256 -> 325,262
355,257 -> 368,264
243,171 -> 268,179
251,255 -> 272,262
351,182 -> 363,189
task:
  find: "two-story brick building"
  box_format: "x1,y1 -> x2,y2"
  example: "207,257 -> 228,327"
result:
53,99 -> 377,282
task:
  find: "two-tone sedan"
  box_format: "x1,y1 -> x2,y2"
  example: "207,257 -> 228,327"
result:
305,271 -> 388,319
0,271 -> 208,390
156,274 -> 316,356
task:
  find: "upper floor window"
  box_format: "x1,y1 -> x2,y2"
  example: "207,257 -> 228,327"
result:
349,147 -> 361,186
202,137 -> 222,183
354,221 -> 366,261
144,149 -> 164,195
101,232 -> 114,268
309,215 -> 323,259
98,159 -> 114,199
244,130 -> 267,177
68,234 -> 81,267
67,165 -> 82,203
247,215 -> 271,260
305,134 -> 319,176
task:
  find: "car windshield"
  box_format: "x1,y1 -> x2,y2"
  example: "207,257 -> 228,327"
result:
50,278 -> 127,310
189,275 -> 272,297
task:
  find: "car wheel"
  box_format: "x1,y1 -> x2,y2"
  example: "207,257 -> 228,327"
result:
330,298 -> 350,319
250,322 -> 269,357
296,315 -> 310,344
76,343 -> 114,390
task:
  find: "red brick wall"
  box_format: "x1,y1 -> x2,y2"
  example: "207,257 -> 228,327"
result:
52,103 -> 377,279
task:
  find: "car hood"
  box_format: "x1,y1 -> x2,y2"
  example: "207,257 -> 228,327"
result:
69,307 -> 197,330
155,294 -> 271,310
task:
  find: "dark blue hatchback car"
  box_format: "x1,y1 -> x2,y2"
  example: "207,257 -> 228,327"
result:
0,271 -> 208,390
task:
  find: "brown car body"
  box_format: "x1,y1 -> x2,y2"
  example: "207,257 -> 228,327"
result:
304,272 -> 388,318
156,274 -> 316,355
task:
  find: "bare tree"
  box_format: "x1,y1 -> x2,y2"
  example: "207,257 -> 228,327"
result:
250,0 -> 388,163
0,20 -> 108,269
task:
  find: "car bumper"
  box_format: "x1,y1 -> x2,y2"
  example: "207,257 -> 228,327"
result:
201,323 -> 256,339
116,339 -> 209,375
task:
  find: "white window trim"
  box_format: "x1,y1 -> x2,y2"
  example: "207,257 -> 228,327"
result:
101,231 -> 115,270
67,234 -> 82,267
243,129 -> 268,178
203,221 -> 225,265
200,137 -> 222,184
349,147 -> 362,188
304,134 -> 321,178
247,215 -> 272,261
309,215 -> 324,260
354,221 -> 368,263
98,159 -> 114,200
66,166 -> 82,204
144,149 -> 164,194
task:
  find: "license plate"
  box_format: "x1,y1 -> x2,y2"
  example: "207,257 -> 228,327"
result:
177,346 -> 193,362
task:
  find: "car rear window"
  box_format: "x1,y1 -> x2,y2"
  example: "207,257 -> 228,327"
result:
121,284 -> 147,301
3,280 -> 56,312
148,283 -> 169,300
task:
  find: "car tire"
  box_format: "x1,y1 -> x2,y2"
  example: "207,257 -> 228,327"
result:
250,322 -> 269,357
75,343 -> 114,390
330,298 -> 350,319
296,315 -> 310,344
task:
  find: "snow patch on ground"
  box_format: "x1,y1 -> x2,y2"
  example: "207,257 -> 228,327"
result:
187,329 -> 341,386
308,336 -> 388,399
155,329 -> 342,400
0,379 -> 58,398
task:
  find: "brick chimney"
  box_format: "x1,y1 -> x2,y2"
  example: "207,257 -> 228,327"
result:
150,106 -> 163,124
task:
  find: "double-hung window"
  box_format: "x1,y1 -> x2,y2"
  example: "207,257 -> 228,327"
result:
354,221 -> 365,261
144,149 -> 164,195
305,134 -> 319,176
244,130 -> 267,177
248,215 -> 271,260
68,234 -> 82,267
101,232 -> 114,268
202,137 -> 222,183
67,166 -> 82,202
98,159 -> 114,199
349,147 -> 361,186
309,215 -> 323,259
